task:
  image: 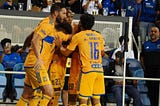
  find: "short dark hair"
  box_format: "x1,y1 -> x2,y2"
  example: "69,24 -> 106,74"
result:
55,21 -> 72,34
80,13 -> 95,30
115,51 -> 124,58
50,3 -> 66,15
119,36 -> 129,45
1,38 -> 11,48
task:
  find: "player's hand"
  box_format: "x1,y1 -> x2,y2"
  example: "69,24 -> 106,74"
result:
17,48 -> 25,53
34,58 -> 44,72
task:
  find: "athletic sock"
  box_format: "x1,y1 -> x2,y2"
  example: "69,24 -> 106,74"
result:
16,96 -> 29,106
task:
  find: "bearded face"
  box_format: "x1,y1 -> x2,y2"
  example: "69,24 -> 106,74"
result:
56,15 -> 63,24
150,33 -> 157,41
56,8 -> 67,24
150,27 -> 160,42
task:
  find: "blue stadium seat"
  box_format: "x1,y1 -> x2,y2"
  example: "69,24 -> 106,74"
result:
0,63 -> 5,76
13,63 -> 25,99
14,78 -> 24,99
20,52 -> 28,63
0,76 -> 6,99
126,58 -> 142,71
0,63 -> 6,99
126,58 -> 151,106
13,63 -> 25,79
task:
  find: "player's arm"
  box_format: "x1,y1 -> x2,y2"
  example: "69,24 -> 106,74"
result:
22,32 -> 34,51
59,32 -> 78,56
0,52 -> 5,63
31,33 -> 43,71
101,50 -> 109,59
60,46 -> 73,57
17,32 -> 34,53
101,35 -> 109,58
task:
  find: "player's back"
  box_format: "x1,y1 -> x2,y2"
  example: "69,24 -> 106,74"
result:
74,30 -> 104,72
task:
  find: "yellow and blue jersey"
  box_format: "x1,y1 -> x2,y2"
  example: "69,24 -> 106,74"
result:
67,30 -> 104,73
24,17 -> 61,70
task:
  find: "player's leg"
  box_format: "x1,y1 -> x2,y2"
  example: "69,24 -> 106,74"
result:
28,66 -> 54,106
47,87 -> 61,106
16,69 -> 33,106
38,84 -> 53,106
48,56 -> 67,106
92,73 -> 105,106
16,84 -> 33,106
92,96 -> 101,106
87,98 -> 92,106
68,80 -> 79,106
29,88 -> 42,106
68,51 -> 81,106
79,96 -> 88,106
78,72 -> 96,106
62,67 -> 70,106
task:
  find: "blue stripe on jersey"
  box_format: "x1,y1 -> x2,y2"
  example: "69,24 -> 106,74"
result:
43,36 -> 55,44
40,36 -> 54,53
79,94 -> 92,98
93,94 -> 105,96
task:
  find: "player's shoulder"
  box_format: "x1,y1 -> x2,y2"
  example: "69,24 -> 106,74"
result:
39,17 -> 54,27
91,30 -> 103,37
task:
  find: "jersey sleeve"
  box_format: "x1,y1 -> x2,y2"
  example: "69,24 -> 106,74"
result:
34,23 -> 51,39
57,31 -> 69,42
67,34 -> 79,51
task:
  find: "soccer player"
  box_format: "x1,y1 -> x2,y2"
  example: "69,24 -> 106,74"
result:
48,21 -> 73,106
16,3 -> 69,106
48,9 -> 75,106
60,13 -> 106,106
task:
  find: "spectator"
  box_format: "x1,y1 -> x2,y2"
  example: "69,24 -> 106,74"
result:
82,0 -> 103,15
17,0 -> 27,11
111,36 -> 134,60
155,14 -> 160,31
0,38 -> 22,70
0,38 -> 22,102
140,26 -> 160,106
112,51 -> 143,106
60,13 -> 105,106
123,0 -> 142,59
31,0 -> 44,11
139,0 -> 158,46
31,0 -> 44,8
65,0 -> 83,14
42,0 -> 53,12
155,4 -> 160,30
102,0 -> 120,16
1,0 -> 17,10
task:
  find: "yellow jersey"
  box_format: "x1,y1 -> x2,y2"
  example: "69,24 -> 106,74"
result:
24,17 -> 68,70
67,30 -> 104,72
